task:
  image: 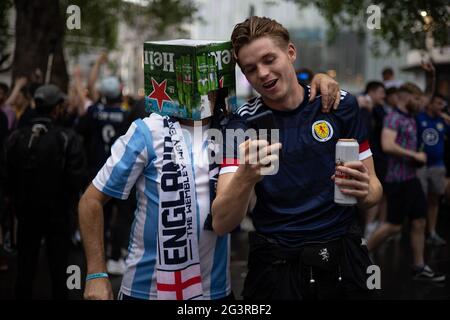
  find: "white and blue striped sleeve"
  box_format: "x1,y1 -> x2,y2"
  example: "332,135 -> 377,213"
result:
93,120 -> 151,199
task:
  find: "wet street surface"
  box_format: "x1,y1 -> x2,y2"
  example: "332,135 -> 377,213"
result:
1,208 -> 449,300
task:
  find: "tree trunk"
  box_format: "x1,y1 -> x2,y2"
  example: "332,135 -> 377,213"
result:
13,0 -> 68,91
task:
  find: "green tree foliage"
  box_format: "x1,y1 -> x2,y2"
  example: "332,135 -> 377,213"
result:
62,0 -> 121,55
289,0 -> 449,54
62,0 -> 198,56
0,0 -> 13,71
0,0 -> 198,88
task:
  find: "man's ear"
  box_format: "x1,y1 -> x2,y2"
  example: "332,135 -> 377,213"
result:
287,42 -> 296,63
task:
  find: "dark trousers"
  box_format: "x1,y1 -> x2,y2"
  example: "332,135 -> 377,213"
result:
15,215 -> 70,300
242,232 -> 376,300
104,197 -> 134,261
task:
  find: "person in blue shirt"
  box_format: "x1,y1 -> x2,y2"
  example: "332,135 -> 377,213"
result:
212,16 -> 382,300
416,93 -> 449,246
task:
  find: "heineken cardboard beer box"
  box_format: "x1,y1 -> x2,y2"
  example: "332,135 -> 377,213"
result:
143,39 -> 237,120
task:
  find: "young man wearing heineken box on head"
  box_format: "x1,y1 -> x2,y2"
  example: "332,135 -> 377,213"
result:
78,39 -> 341,300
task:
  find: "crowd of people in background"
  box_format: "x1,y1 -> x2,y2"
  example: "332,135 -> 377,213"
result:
358,65 -> 447,282
0,53 -> 145,298
0,50 -> 448,298
358,65 -> 449,249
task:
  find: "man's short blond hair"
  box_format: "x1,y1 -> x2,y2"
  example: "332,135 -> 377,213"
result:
399,83 -> 423,96
231,16 -> 290,63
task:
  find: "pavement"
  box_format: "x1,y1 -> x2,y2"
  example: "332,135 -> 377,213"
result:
1,207 -> 449,300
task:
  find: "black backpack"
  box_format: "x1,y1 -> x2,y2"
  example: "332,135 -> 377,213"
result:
6,117 -> 69,215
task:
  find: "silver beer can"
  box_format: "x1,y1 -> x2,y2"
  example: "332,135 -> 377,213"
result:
334,139 -> 359,206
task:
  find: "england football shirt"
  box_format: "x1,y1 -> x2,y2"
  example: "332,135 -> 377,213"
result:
93,113 -> 231,300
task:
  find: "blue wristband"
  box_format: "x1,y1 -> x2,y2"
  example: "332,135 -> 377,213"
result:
86,272 -> 109,281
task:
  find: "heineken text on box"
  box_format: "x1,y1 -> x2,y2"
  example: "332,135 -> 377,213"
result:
144,39 -> 237,120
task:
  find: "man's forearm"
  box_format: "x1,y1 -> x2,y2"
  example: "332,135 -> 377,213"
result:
5,83 -> 22,106
425,71 -> 435,98
383,141 -> 416,160
79,196 -> 107,274
212,168 -> 257,236
88,61 -> 102,101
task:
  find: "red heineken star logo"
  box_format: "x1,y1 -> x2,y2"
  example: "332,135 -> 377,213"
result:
148,78 -> 172,112
219,76 -> 224,88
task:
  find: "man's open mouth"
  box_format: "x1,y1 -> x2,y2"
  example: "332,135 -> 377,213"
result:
263,79 -> 278,89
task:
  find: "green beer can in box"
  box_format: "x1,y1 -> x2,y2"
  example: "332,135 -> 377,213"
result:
143,39 -> 237,120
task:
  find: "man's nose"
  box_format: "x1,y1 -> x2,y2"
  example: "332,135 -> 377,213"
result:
257,65 -> 270,79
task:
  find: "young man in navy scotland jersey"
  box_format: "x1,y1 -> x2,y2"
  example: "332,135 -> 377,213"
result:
212,16 -> 383,300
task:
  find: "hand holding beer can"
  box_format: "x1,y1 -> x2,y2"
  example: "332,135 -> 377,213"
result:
334,139 -> 359,206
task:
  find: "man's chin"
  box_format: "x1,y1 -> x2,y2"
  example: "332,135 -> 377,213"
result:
261,89 -> 283,101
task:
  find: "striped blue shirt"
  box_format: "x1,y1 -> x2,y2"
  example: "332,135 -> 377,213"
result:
93,113 -> 230,300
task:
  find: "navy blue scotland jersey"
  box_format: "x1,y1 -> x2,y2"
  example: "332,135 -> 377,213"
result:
77,102 -> 128,178
220,85 -> 372,247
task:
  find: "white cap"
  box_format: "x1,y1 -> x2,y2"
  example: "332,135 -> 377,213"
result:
100,76 -> 121,99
